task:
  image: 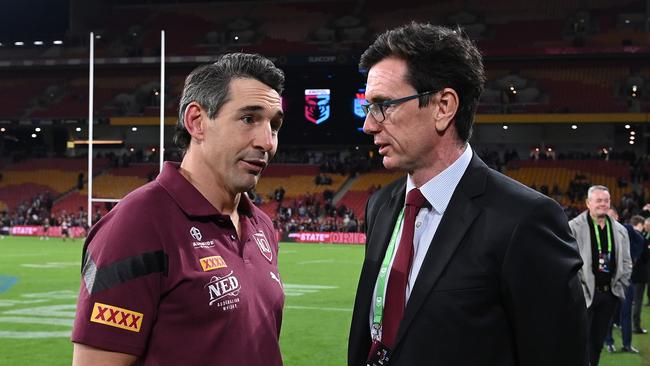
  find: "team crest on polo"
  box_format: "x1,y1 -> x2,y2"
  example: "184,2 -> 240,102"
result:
253,231 -> 273,262
304,89 -> 331,125
205,271 -> 241,311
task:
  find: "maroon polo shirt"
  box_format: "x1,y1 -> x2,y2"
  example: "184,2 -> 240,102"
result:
72,162 -> 284,365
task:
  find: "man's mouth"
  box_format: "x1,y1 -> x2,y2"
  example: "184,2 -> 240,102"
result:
241,159 -> 267,173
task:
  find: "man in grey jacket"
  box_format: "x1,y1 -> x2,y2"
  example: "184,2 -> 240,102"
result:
569,185 -> 632,366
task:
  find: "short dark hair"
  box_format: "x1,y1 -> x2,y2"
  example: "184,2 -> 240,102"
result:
359,22 -> 485,143
631,215 -> 645,226
174,52 -> 285,151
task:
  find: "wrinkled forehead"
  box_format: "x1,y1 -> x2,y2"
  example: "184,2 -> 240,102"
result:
227,77 -> 282,110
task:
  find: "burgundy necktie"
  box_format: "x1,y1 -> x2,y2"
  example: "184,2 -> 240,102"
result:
382,188 -> 428,348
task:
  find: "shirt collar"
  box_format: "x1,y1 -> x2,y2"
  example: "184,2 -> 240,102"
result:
406,144 -> 473,214
157,161 -> 253,218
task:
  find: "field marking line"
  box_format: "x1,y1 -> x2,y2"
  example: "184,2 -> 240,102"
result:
285,305 -> 352,312
283,284 -> 338,289
0,330 -> 71,338
4,304 -> 77,318
0,316 -> 74,326
297,259 -> 335,265
0,299 -> 49,307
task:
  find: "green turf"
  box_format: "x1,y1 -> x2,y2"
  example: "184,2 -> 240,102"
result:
0,236 -> 646,366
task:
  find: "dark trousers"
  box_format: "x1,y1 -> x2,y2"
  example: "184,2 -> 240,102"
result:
606,285 -> 634,347
588,290 -> 618,366
633,282 -> 646,331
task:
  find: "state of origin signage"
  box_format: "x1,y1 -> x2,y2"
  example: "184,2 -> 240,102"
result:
304,89 -> 331,124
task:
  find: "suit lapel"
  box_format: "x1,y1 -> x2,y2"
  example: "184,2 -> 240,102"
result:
363,180 -> 406,290
394,156 -> 487,348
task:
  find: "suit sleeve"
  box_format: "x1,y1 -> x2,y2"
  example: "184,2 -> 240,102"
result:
618,228 -> 632,289
501,197 -> 588,366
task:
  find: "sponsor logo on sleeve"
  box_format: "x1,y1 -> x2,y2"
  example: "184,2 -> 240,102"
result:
253,231 -> 273,262
90,302 -> 143,332
200,255 -> 227,271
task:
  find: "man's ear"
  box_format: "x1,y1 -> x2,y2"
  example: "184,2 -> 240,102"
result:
183,102 -> 205,141
433,88 -> 459,133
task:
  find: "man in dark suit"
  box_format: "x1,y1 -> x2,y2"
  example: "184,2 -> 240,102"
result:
630,215 -> 649,334
348,22 -> 588,366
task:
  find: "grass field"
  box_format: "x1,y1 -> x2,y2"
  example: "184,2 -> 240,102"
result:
0,236 -> 647,365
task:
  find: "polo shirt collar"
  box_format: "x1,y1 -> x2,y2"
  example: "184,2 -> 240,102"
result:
157,161 -> 253,218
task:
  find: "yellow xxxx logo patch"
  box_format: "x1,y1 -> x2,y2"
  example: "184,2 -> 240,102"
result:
90,302 -> 143,332
200,255 -> 227,271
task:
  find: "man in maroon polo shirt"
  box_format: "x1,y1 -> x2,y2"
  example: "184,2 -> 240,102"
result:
72,53 -> 286,365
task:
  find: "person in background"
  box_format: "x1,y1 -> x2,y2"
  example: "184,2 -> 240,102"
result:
569,186 -> 632,365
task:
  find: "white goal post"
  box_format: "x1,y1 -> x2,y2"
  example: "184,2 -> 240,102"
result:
86,31 -> 166,227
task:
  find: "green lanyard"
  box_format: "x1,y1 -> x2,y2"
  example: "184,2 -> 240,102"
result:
372,208 -> 405,340
592,217 -> 612,253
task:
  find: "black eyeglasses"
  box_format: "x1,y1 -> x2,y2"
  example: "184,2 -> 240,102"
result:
361,90 -> 436,123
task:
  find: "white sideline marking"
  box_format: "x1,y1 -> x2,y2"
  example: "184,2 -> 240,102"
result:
21,262 -> 80,269
297,259 -> 335,265
0,331 -> 71,338
0,299 -> 48,307
22,290 -> 77,299
283,283 -> 338,297
283,284 -> 338,289
4,304 -> 76,318
285,305 -> 351,312
0,316 -> 74,327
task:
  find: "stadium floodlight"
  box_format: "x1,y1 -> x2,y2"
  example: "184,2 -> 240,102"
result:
571,124 -> 577,130
53,40 -> 63,45
0,127 -> 5,132
629,140 -> 635,145
14,41 -> 24,46
625,124 -> 631,129
502,125 -> 508,130
630,131 -> 635,135
35,127 -> 41,132
75,127 -> 82,132
31,133 -> 37,138
33,40 -> 44,46
131,126 -> 138,132
630,135 -> 635,140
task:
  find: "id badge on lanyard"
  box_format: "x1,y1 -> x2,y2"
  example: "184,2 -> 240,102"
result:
367,208 -> 405,365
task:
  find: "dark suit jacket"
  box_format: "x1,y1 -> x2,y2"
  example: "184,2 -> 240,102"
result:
628,224 -> 648,284
348,155 -> 588,366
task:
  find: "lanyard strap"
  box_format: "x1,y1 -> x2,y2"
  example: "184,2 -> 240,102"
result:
373,208 -> 405,327
592,217 -> 612,253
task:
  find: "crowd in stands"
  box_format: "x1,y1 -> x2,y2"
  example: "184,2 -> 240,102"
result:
272,192 -> 362,234
272,148 -> 381,174
1,148 -> 649,238
0,193 -> 89,237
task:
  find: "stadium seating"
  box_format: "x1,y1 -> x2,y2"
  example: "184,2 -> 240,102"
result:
335,170 -> 403,219
505,159 -> 633,208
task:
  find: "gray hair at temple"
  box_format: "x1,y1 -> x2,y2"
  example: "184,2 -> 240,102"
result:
174,53 -> 285,152
587,185 -> 609,198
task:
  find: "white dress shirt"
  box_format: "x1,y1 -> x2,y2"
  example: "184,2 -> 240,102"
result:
369,144 -> 474,331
